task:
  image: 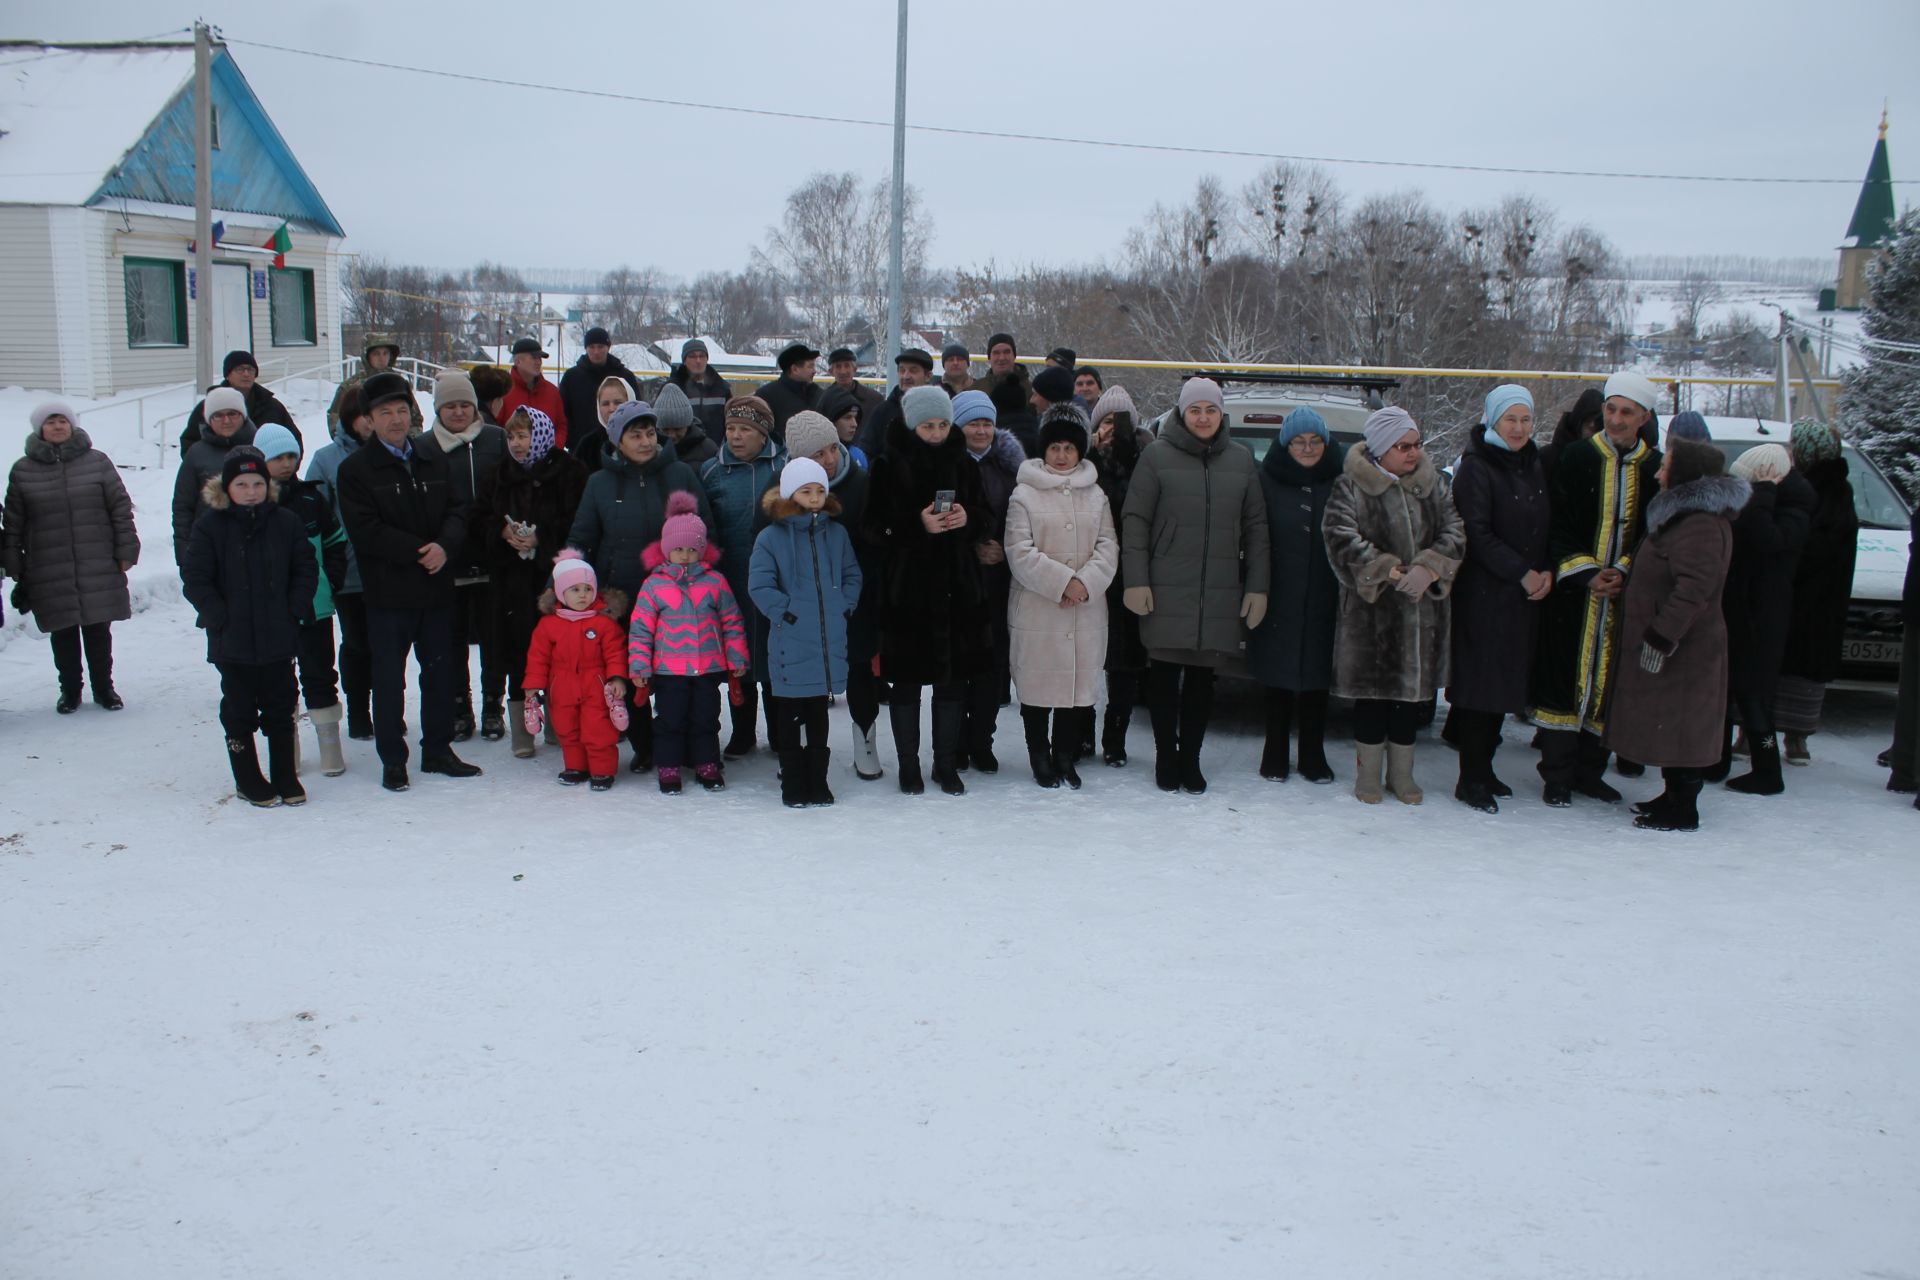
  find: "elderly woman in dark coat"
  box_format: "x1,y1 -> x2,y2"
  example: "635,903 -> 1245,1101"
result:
1246,407 -> 1343,784
4,401 -> 141,713
1120,378 -> 1270,795
1088,386 -> 1154,766
861,385 -> 993,797
1716,444 -> 1815,795
1446,386 -> 1553,814
1609,439 -> 1750,832
1323,407 -> 1464,806
1775,421 -> 1859,764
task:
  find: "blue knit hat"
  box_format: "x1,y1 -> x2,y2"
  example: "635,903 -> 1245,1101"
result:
951,389 -> 996,428
606,399 -> 656,446
902,384 -> 954,431
1279,407 -> 1328,447
1667,410 -> 1711,443
252,423 -> 301,460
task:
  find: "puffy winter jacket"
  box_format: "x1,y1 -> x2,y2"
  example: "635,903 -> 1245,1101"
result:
627,548 -> 748,680
276,474 -> 349,620
702,437 -> 785,679
1005,458 -> 1119,708
181,486 -> 319,665
305,419 -> 369,594
524,587 -> 631,707
1119,413 -> 1270,665
4,427 -> 140,632
748,490 -> 862,698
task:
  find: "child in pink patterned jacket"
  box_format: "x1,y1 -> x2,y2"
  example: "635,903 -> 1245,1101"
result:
628,491 -> 749,794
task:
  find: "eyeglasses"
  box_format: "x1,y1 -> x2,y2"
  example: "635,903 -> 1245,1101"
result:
1389,440 -> 1424,455
1288,436 -> 1326,449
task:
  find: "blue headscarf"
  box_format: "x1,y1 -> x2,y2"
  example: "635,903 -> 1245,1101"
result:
1481,384 -> 1534,453
1279,407 -> 1328,447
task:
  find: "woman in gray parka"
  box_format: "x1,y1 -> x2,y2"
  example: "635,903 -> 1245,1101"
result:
4,400 -> 141,713
1120,378 -> 1269,795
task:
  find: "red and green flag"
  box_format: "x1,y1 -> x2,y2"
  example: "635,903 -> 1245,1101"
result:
261,221 -> 292,269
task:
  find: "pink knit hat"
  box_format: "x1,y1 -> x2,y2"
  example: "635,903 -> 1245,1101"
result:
660,491 -> 707,556
551,548 -> 597,597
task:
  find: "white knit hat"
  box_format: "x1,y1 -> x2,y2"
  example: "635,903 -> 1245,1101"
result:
28,400 -> 78,433
780,456 -> 830,499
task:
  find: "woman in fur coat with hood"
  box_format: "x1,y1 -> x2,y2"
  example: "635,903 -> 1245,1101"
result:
1323,407 -> 1465,806
1005,405 -> 1119,789
1608,438 -> 1751,832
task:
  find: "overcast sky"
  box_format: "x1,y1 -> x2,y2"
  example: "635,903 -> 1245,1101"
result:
17,0 -> 1918,278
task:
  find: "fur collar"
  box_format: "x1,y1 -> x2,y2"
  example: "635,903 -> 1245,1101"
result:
23,427 -> 94,464
1645,473 -> 1752,535
760,489 -> 844,521
1341,439 -> 1439,498
536,586 -> 630,618
1015,457 -> 1099,491
201,475 -> 283,509
972,428 -> 1026,477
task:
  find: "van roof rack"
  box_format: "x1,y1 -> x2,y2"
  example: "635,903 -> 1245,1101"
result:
1184,369 -> 1401,393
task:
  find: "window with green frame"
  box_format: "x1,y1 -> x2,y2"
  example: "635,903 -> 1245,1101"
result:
124,257 -> 187,347
270,267 -> 316,346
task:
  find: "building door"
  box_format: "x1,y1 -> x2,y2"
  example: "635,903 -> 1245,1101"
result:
211,262 -> 253,364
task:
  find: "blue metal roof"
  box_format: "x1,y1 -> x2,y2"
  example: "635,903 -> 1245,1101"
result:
90,49 -> 345,238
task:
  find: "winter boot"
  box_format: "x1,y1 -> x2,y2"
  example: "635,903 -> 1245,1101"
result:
1353,742 -> 1385,805
508,699 -> 536,758
480,698 -> 506,741
1259,691 -> 1293,781
451,694 -> 476,743
851,721 -> 883,781
1051,709 -> 1085,790
1176,670 -> 1213,794
558,768 -> 589,786
890,697 -> 924,794
1635,775 -> 1702,831
657,766 -> 682,795
310,702 -> 347,777
590,774 -> 614,791
966,691 -> 1001,774
1023,706 -> 1061,789
931,699 -> 967,795
421,750 -> 483,778
1784,732 -> 1811,766
1614,757 -> 1646,778
1455,779 -> 1499,813
1727,733 -> 1785,795
93,684 -> 125,711
807,745 -> 835,806
780,751 -> 810,807
1296,692 -> 1334,784
724,685 -> 758,759
266,723 -> 306,806
346,695 -> 374,741
227,736 -> 280,808
1386,742 -> 1423,805
56,686 -> 81,715
696,762 -> 727,791
1101,702 -> 1130,767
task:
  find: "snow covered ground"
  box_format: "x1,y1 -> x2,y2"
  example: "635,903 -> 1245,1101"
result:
2,385 -> 1917,1277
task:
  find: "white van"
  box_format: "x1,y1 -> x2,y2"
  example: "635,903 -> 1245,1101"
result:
1675,416 -> 1910,687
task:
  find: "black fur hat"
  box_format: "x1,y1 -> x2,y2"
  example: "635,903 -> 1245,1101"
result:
1037,403 -> 1090,460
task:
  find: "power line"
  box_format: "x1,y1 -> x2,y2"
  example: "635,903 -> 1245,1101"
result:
224,35 -> 1916,188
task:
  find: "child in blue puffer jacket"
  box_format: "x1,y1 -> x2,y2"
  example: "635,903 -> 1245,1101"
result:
748,457 -> 862,808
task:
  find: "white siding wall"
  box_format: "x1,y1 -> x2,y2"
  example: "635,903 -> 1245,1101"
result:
0,207 -> 62,393
49,208 -> 103,395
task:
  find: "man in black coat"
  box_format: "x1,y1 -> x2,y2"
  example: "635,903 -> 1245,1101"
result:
648,339 -> 734,441
826,346 -> 884,425
753,342 -> 824,443
178,350 -> 300,452
335,371 -> 482,790
557,327 -> 642,461
853,348 -> 936,462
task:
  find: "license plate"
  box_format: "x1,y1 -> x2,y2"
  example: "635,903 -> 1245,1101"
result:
1842,638 -> 1902,665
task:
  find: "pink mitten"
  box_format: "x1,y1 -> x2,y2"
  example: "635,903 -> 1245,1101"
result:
605,681 -> 630,731
523,692 -> 545,736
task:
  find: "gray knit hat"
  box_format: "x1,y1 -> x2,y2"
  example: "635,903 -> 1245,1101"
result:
1363,406 -> 1418,458
203,386 -> 250,423
784,410 -> 839,461
1089,385 -> 1135,426
902,384 -> 954,431
652,383 -> 696,436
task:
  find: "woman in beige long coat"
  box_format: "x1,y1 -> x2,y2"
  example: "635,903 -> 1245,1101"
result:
1006,406 -> 1119,790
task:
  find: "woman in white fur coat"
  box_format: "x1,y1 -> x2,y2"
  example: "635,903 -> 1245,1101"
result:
1005,404 -> 1120,790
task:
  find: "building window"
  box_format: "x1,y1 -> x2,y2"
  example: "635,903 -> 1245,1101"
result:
124,257 -> 187,347
270,267 -> 316,346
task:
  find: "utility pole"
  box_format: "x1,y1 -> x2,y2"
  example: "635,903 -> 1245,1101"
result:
1774,308 -> 1792,423
193,21 -> 215,392
884,0 -> 908,393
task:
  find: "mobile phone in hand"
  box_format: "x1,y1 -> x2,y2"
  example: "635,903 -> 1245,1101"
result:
934,489 -> 955,513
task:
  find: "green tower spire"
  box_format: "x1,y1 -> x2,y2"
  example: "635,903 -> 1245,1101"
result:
1844,109 -> 1896,249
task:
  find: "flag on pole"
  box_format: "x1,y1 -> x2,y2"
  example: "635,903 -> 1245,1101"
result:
262,221 -> 292,269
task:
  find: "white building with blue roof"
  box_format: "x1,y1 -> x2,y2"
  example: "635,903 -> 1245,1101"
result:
0,39 -> 348,397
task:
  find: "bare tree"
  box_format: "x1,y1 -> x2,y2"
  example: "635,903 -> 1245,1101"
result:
586,265 -> 667,343
755,172 -> 933,351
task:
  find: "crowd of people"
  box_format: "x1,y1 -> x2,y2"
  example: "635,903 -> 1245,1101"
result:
5,339 -> 1917,831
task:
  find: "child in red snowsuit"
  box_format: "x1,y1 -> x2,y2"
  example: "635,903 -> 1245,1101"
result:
524,551 -> 630,789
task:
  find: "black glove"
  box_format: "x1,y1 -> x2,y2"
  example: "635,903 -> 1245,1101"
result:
8,581 -> 27,615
